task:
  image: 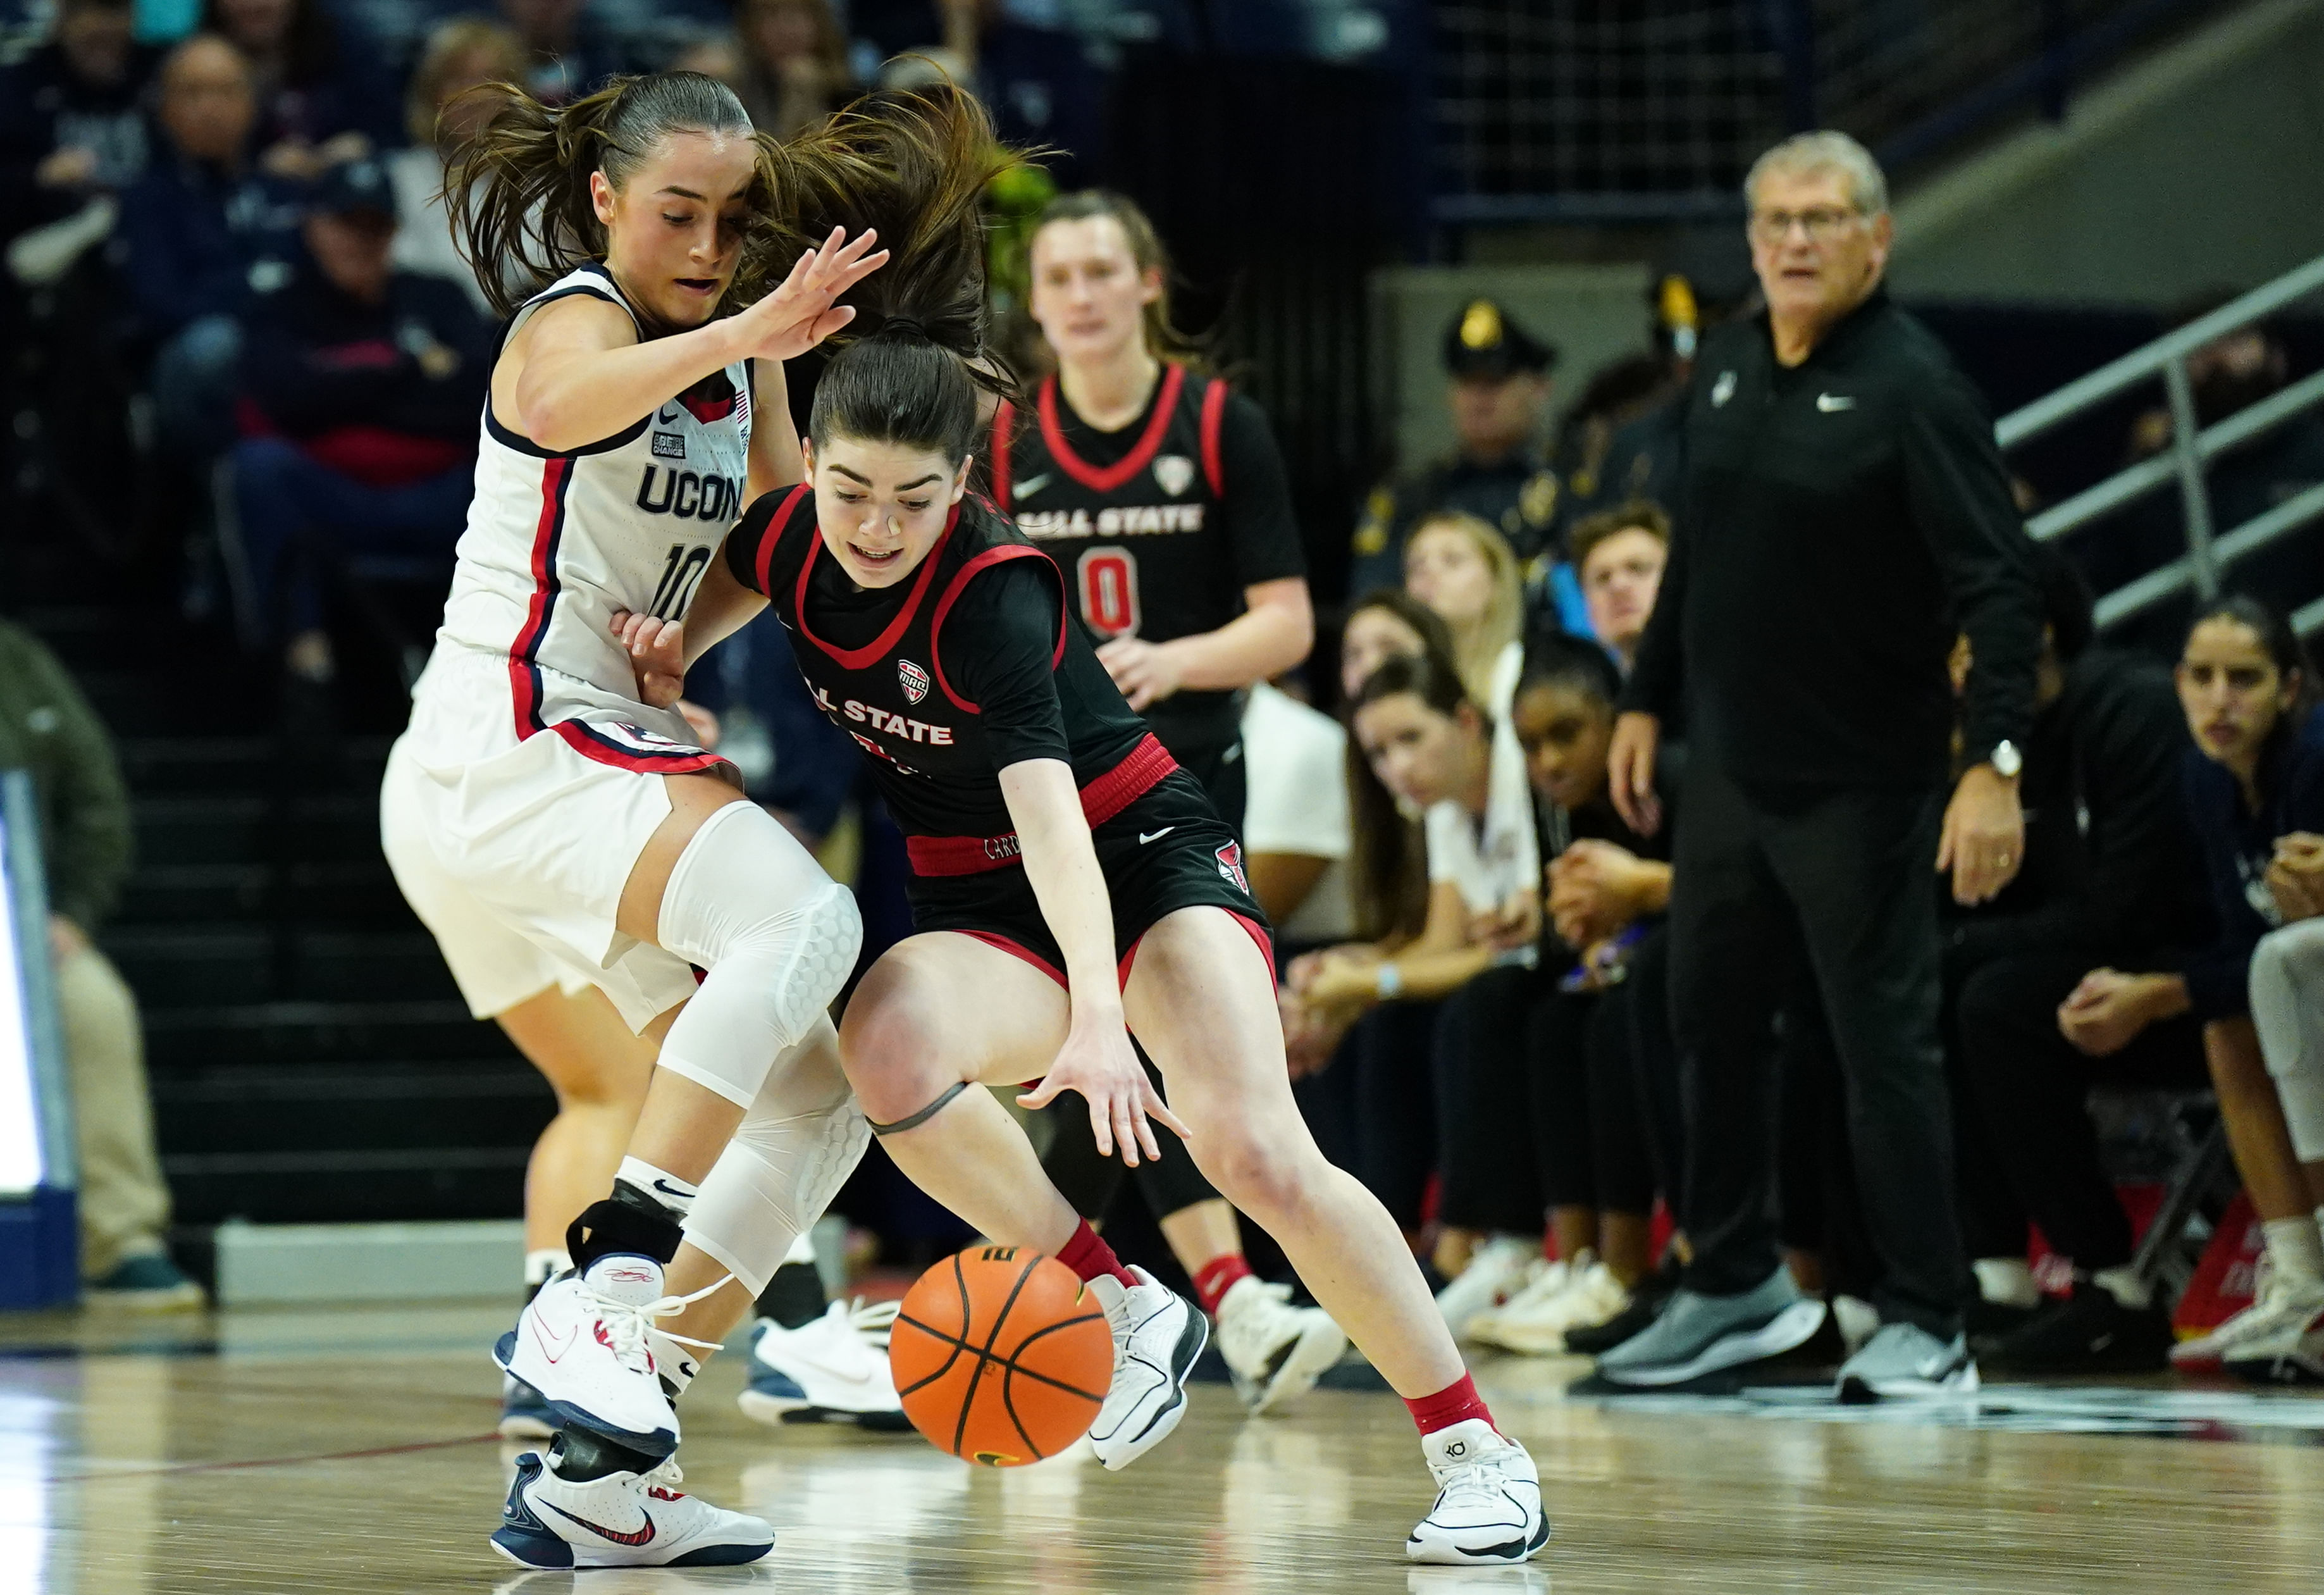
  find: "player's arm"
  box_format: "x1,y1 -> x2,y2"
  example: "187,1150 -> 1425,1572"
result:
503,228 -> 886,452
746,356 -> 806,499
609,507 -> 788,706
1003,759 -> 1188,1164
1099,577 -> 1314,710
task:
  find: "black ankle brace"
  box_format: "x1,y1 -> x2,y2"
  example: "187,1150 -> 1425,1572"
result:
565,1184 -> 684,1271
549,1427 -> 660,1483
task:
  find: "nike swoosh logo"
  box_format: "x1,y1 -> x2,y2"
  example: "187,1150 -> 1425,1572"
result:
535,1318 -> 580,1364
650,1178 -> 693,1199
1816,393 -> 1855,412
543,1499 -> 657,1547
1138,827 -> 1176,844
1013,472 -> 1051,501
658,404 -> 681,424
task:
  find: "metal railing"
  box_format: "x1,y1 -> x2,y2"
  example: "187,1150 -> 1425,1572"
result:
1993,252 -> 2324,633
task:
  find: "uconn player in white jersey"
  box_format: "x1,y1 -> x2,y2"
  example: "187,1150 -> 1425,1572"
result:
377,73 -> 1000,1567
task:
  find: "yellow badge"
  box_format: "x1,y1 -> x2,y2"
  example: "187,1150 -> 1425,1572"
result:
1459,301 -> 1502,351
1353,487 -> 1394,555
1519,471 -> 1560,526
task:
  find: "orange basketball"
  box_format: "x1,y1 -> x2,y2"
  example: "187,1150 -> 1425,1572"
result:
889,1245 -> 1114,1467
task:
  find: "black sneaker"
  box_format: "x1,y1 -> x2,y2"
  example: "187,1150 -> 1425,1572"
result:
1981,1283 -> 2172,1375
1965,1292 -> 2039,1351
1565,1260 -> 1676,1356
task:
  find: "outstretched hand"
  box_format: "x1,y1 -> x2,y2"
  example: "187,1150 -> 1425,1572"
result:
1017,1021 -> 1190,1167
731,227 -> 889,363
610,609 -> 686,709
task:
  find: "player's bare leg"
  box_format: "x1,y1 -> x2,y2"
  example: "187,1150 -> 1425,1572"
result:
843,932 -> 1208,1470
1123,906 -> 1547,1565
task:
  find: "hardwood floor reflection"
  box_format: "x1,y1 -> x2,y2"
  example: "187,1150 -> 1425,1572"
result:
4,1303 -> 2321,1593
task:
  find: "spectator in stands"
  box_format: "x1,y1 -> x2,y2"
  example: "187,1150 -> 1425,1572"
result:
198,0 -> 385,179
684,0 -> 855,139
1604,130 -> 2041,1396
0,0 -> 156,242
1462,634 -> 1678,1355
1241,673 -> 1356,948
849,0 -> 980,80
1351,299 -> 1562,597
1941,547 -> 2204,1373
120,34 -> 300,468
498,0 -> 636,104
2065,597 -> 2324,1380
0,621 -> 201,1307
229,156 -> 489,682
385,19 -> 529,319
1281,592 -> 1461,1238
1569,502 -> 1671,675
1403,510 -> 1524,714
1330,649 -> 1541,1334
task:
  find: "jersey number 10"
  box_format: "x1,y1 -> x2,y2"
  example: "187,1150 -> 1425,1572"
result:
1075,546 -> 1141,639
650,543 -> 714,619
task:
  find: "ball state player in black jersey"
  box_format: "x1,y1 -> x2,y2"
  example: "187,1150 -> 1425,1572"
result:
611,160 -> 1548,1568
991,190 -> 1351,1411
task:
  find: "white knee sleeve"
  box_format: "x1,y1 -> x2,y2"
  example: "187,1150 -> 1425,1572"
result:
2251,921 -> 2324,1162
653,801 -> 862,1108
683,1016 -> 870,1294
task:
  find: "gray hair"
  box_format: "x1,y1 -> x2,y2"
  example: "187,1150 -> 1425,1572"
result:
1745,130 -> 1888,216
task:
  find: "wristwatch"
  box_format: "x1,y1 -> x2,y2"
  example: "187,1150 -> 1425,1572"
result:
1987,739 -> 2022,779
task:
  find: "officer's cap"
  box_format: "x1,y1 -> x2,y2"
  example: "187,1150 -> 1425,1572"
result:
1443,299 -> 1555,380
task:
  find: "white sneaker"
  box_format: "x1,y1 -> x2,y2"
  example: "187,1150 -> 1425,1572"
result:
490,1446 -> 772,1569
1406,1418 -> 1549,1565
738,1300 -> 910,1431
2173,1257 -> 2324,1367
1215,1275 -> 1349,1413
1473,1258 -> 1630,1355
1437,1238 -> 1548,1342
1087,1265 -> 1206,1470
493,1255 -> 723,1459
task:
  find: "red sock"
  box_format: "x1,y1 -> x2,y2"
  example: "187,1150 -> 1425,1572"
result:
1404,1372 -> 1499,1439
1055,1219 -> 1137,1289
1190,1254 -> 1255,1317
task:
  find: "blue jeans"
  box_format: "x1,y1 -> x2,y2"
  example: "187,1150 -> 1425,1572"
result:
230,436 -> 470,642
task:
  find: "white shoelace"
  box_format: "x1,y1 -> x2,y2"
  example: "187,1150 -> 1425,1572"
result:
585,1272 -> 738,1372
1431,1451 -> 1511,1515
843,1296 -> 900,1348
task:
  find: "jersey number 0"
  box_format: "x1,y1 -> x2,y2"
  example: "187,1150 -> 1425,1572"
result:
1075,545 -> 1141,638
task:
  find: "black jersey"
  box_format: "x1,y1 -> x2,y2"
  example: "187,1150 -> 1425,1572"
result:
724,485 -> 1175,876
991,364 -> 1305,752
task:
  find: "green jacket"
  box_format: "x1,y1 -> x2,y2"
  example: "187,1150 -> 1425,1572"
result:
0,621 -> 131,930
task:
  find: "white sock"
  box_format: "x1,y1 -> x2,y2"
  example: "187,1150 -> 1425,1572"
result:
2261,1215 -> 2324,1293
2089,1265 -> 2150,1310
616,1157 -> 699,1218
1972,1257 -> 2039,1309
524,1248 -> 570,1287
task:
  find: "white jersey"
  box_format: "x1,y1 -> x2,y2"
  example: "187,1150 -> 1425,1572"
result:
416,263 -> 750,773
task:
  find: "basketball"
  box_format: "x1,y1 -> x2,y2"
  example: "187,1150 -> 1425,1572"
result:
889,1245 -> 1115,1467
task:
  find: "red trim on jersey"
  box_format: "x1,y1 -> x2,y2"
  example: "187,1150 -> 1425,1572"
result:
989,400 -> 1016,505
1198,375 -> 1228,496
901,734 -> 1178,877
794,503 -> 959,669
955,929 -> 1065,987
507,456 -> 574,738
1037,365 -> 1185,493
755,483 -> 810,597
929,544 -> 1068,713
1120,907 -> 1273,988
549,717 -> 724,775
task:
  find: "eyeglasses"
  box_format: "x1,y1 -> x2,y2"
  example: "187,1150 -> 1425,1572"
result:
1748,206 -> 1863,245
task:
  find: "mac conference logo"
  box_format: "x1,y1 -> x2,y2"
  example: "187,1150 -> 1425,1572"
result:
898,659 -> 930,705
1153,454 -> 1196,497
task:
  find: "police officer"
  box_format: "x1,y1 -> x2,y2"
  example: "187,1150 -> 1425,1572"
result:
1350,298 -> 1563,597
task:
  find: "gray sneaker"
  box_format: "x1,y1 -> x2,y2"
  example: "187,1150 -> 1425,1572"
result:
1594,1267 -> 1827,1387
1836,1321 -> 1978,1403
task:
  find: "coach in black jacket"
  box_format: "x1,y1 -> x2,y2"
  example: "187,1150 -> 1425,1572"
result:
1598,131 -> 2041,1396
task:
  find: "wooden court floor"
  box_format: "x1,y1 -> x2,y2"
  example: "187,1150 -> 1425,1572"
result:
4,1301 -> 2321,1594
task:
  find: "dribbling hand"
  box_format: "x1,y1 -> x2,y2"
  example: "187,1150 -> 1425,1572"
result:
610,609 -> 686,709
1018,1022 -> 1190,1168
731,227 -> 890,363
